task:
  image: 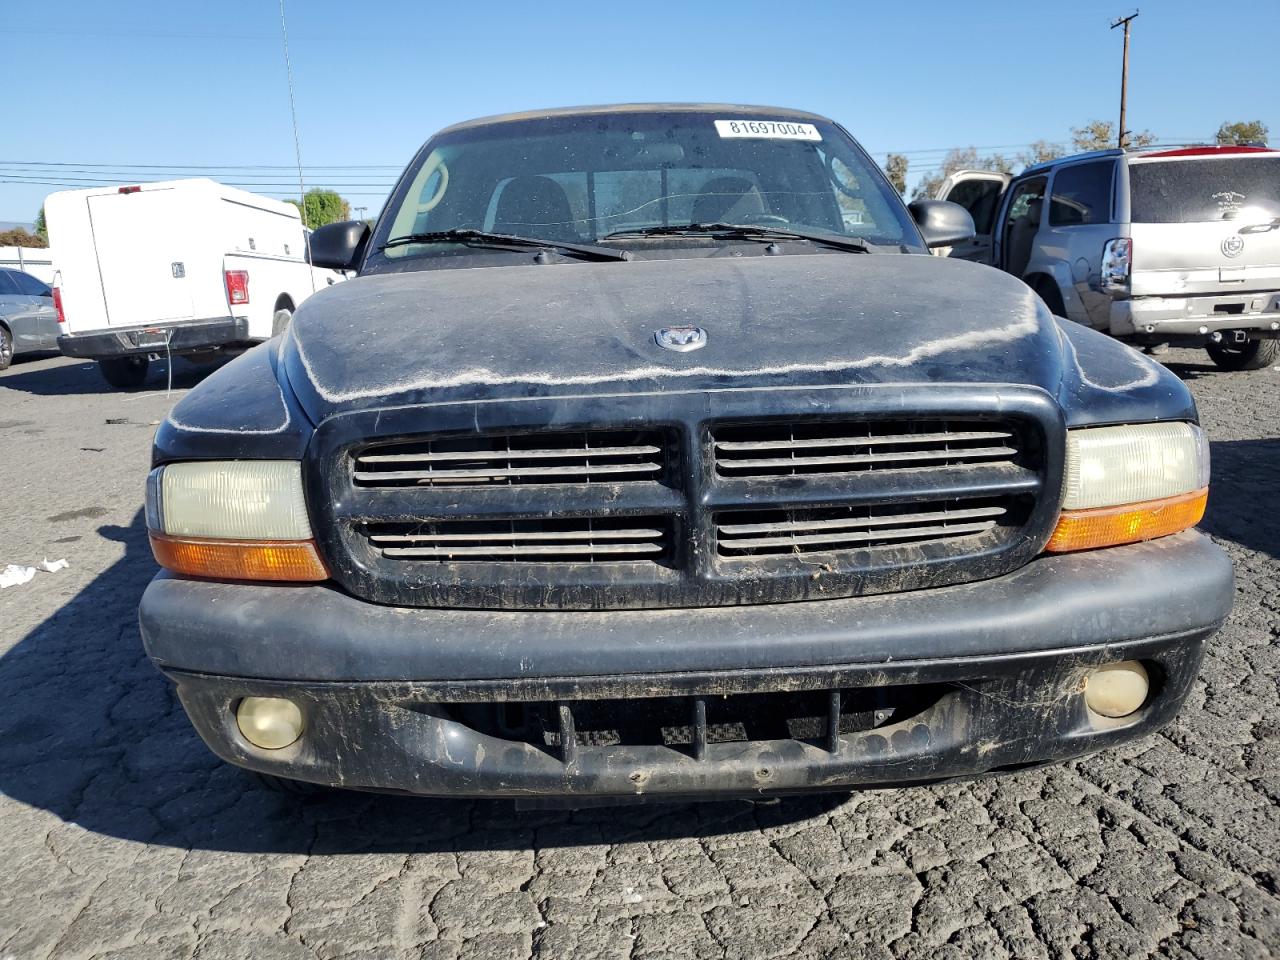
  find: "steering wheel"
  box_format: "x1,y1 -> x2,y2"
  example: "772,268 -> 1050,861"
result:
736,213 -> 791,226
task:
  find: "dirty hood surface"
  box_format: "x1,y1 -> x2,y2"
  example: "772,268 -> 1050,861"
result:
282,252 -> 1062,421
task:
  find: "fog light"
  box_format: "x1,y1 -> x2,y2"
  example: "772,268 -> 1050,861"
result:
236,697 -> 304,749
1083,661 -> 1149,718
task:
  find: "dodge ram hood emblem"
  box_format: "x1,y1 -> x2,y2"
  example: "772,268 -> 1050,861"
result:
655,325 -> 707,352
1222,235 -> 1244,258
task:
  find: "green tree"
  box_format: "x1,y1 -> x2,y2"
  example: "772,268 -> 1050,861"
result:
0,227 -> 47,248
1216,120 -> 1268,145
288,188 -> 351,228
1072,120 -> 1155,151
1017,140 -> 1066,167
883,153 -> 909,195
34,206 -> 48,243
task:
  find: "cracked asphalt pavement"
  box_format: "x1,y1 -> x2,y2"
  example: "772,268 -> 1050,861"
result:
0,349 -> 1276,959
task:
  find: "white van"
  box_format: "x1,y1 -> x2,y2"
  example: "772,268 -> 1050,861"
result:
46,179 -> 342,387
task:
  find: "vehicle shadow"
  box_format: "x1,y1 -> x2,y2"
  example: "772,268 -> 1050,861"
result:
0,511 -> 847,855
1201,438 -> 1280,560
0,355 -> 226,398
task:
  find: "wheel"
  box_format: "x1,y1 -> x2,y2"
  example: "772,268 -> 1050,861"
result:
1205,337 -> 1280,371
0,325 -> 12,372
250,770 -> 331,796
271,307 -> 293,337
98,355 -> 150,389
1033,279 -> 1066,318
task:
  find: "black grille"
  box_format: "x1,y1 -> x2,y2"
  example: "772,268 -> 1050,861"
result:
716,498 -> 1012,558
309,388 -> 1061,610
712,419 -> 1018,479
448,684 -> 947,761
354,429 -> 667,488
363,517 -> 673,564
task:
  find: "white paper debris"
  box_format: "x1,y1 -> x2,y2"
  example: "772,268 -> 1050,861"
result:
0,564 -> 36,589
38,558 -> 69,573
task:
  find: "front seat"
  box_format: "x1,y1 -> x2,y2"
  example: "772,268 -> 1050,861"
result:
492,176 -> 577,242
1004,197 -> 1042,277
691,177 -> 766,224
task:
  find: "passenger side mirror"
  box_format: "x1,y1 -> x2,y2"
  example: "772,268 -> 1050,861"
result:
908,199 -> 976,248
308,220 -> 370,271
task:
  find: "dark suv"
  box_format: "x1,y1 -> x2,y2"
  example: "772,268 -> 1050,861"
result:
139,105 -> 1232,802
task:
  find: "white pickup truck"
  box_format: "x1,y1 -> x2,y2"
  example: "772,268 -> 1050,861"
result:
46,178 -> 342,387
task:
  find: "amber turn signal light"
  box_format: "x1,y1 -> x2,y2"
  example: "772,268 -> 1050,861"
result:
1045,488 -> 1207,553
149,533 -> 328,582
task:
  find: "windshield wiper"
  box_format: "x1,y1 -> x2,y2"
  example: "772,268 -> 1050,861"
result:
379,229 -> 631,262
603,222 -> 873,254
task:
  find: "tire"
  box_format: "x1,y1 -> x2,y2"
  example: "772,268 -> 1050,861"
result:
1205,337 -> 1280,372
0,325 -> 12,372
271,307 -> 293,337
98,355 -> 150,389
250,770 -> 330,796
1033,279 -> 1066,318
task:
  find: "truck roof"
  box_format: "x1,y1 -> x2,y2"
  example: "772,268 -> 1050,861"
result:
1022,143 -> 1277,175
43,177 -> 303,220
435,102 -> 833,137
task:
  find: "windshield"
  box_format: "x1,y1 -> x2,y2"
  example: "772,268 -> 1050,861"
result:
1129,155 -> 1280,223
370,111 -> 919,264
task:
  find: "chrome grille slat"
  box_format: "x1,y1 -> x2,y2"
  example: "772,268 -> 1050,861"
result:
715,498 -> 1013,559
714,430 -> 1012,452
370,527 -> 665,544
716,445 -> 1016,472
712,420 -> 1022,480
717,505 -> 1007,536
354,429 -> 667,488
360,444 -> 661,464
355,462 -> 661,483
383,542 -> 665,559
362,516 -> 673,565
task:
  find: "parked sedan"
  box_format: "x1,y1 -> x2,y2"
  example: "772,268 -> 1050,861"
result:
0,267 -> 60,370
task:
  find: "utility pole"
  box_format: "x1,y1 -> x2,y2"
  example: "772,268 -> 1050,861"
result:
1111,11 -> 1139,149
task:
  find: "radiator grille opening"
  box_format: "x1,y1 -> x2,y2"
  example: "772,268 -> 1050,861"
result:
354,429 -> 669,488
446,685 -> 948,754
712,419 -> 1019,479
363,516 -> 674,564
716,498 -> 1016,558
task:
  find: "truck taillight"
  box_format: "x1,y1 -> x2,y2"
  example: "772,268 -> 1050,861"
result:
1100,238 -> 1132,295
52,287 -> 67,327
225,270 -> 250,305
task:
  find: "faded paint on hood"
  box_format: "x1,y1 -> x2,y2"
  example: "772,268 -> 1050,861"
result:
281,252 -> 1061,421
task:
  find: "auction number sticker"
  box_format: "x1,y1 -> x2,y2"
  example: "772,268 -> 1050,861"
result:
714,119 -> 822,141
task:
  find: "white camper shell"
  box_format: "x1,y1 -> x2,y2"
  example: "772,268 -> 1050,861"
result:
46,178 -> 340,387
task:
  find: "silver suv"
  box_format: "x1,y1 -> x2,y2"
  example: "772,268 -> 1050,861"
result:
936,145 -> 1280,371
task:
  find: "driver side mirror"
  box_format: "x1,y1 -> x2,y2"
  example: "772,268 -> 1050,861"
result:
308,220 -> 370,271
908,199 -> 975,248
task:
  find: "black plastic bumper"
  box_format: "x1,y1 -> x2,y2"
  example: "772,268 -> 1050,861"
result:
58,316 -> 249,359
140,532 -> 1233,799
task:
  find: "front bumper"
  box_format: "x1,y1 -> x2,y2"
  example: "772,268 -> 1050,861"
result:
141,532 -> 1233,800
1109,291 -> 1280,338
58,316 -> 250,359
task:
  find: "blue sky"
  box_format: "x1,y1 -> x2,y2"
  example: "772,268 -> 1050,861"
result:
3,0 -> 1277,222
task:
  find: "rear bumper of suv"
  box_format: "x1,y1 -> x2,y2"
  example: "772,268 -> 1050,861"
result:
58,316 -> 250,359
140,532 -> 1233,800
1110,291 -> 1280,338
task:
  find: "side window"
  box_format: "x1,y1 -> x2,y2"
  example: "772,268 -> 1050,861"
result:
945,178 -> 1005,235
12,271 -> 51,296
1049,161 -> 1114,226
0,271 -> 21,296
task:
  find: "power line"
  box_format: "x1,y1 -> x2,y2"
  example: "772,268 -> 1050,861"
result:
0,160 -> 399,170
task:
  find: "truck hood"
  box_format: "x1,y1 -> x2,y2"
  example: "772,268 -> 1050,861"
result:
282,252 -> 1063,421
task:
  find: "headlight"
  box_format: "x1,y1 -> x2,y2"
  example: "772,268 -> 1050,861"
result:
146,461 -> 327,582
1046,422 -> 1208,553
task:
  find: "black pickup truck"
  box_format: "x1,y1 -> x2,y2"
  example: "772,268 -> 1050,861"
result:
139,104 -> 1232,801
